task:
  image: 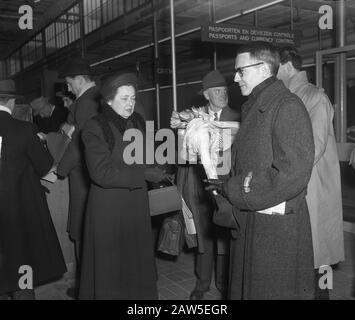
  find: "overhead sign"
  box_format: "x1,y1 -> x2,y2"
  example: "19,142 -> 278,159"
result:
201,23 -> 301,47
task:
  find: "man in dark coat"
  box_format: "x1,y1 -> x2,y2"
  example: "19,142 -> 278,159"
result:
57,58 -> 101,267
0,79 -> 66,300
176,70 -> 240,300
207,42 -> 315,299
30,96 -> 68,134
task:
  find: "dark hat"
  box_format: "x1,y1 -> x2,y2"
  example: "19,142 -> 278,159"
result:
199,70 -> 227,94
58,58 -> 92,78
101,72 -> 138,101
0,79 -> 17,98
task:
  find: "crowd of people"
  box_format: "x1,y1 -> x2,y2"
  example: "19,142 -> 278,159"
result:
0,41 -> 346,300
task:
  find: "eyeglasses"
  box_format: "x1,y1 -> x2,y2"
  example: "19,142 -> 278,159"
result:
235,62 -> 264,78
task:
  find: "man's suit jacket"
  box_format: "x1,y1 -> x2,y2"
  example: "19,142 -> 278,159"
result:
57,86 -> 101,241
0,110 -> 66,294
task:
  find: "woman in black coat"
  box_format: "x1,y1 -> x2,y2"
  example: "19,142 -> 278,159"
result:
79,73 -> 164,300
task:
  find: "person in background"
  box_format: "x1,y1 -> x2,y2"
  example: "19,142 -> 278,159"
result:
56,58 -> 101,297
79,73 -> 165,299
277,46 -> 344,299
56,89 -> 76,110
206,42 -> 315,299
30,96 -> 68,134
175,70 -> 239,300
0,79 -> 66,300
56,88 -> 76,139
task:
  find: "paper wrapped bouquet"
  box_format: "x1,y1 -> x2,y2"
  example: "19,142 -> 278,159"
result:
171,107 -> 239,179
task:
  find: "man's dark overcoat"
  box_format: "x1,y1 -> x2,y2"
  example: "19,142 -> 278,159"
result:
0,111 -> 66,294
57,86 -> 101,241
216,78 -> 316,299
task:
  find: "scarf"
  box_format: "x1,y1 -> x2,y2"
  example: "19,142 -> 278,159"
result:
95,103 -> 145,152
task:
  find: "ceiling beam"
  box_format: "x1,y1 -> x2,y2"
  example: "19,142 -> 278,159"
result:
3,0 -> 76,58
0,14 -> 41,20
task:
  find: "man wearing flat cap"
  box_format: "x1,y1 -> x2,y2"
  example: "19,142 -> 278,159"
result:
0,79 -> 66,300
30,96 -> 68,134
175,70 -> 240,300
56,58 -> 101,282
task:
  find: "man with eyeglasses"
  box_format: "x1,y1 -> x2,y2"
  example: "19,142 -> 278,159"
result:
206,42 -> 316,299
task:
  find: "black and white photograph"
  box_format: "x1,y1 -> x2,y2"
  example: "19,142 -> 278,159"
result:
0,0 -> 355,306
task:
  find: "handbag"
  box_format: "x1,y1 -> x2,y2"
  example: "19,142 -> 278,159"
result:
148,179 -> 182,216
157,213 -> 184,256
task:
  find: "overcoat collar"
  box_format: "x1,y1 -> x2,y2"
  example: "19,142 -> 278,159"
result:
241,77 -> 286,118
249,78 -> 288,113
257,79 -> 287,113
76,85 -> 98,102
249,76 -> 276,101
288,71 -> 309,93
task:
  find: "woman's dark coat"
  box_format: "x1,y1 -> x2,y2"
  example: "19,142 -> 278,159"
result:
216,78 -> 316,299
79,110 -> 157,300
0,111 -> 66,294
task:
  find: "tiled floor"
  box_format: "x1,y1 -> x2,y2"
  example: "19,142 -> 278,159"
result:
33,229 -> 355,300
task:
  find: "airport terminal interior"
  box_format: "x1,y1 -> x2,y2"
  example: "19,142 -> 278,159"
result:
1,0 -> 355,300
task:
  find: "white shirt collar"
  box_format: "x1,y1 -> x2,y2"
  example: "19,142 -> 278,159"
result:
49,104 -> 55,117
0,104 -> 12,115
208,106 -> 222,120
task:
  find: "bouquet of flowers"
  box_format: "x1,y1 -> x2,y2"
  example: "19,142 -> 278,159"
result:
170,107 -> 240,179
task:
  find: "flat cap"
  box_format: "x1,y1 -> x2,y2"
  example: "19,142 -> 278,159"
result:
199,70 -> 227,94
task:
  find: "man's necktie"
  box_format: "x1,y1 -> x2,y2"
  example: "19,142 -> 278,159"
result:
213,112 -> 223,155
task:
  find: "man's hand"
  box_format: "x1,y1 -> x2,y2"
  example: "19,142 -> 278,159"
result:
203,178 -> 224,195
60,123 -> 75,139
